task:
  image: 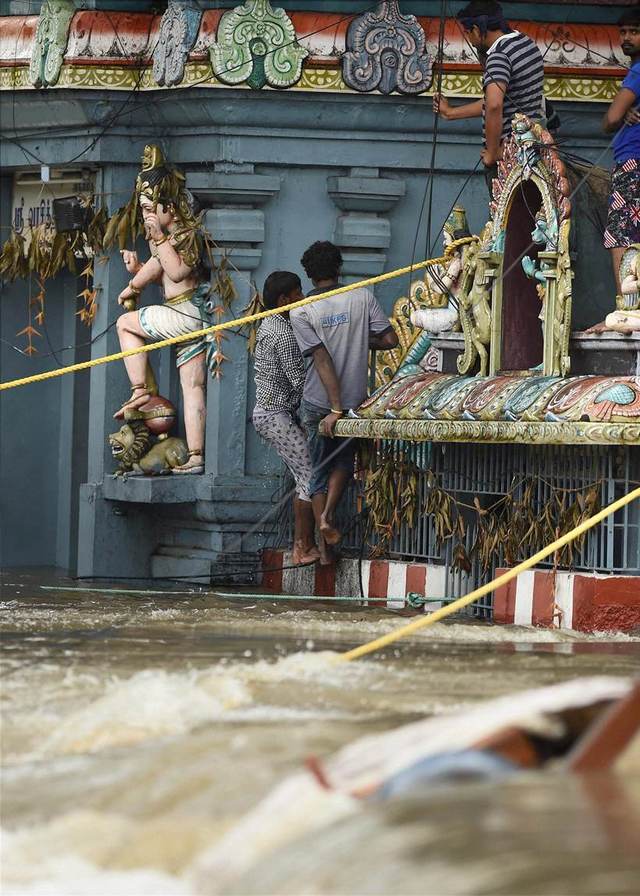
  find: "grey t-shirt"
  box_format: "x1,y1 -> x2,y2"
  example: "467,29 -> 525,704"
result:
290,285 -> 392,411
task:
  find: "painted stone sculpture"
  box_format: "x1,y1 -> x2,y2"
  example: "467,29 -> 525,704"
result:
111,145 -> 217,475
602,245 -> 640,333
29,0 -> 75,88
456,225 -> 492,376
342,0 -> 432,95
410,207 -> 471,336
210,0 -> 308,90
153,0 -> 202,88
109,420 -> 189,477
334,114 -> 639,447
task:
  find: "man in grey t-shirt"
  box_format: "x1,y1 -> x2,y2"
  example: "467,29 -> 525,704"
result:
291,241 -> 398,563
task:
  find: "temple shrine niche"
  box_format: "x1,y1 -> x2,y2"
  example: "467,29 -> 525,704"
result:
337,115 -> 640,448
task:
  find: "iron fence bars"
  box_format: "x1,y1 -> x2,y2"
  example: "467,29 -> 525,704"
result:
276,443 -> 639,618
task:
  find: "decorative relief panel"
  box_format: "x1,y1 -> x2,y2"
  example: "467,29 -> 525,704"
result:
342,0 -> 432,95
29,0 -> 74,88
153,0 -> 202,87
209,0 -> 308,90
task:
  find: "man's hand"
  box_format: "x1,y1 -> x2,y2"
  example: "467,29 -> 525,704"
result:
433,94 -> 452,119
624,107 -> 640,127
481,147 -> 503,167
143,213 -> 164,242
120,249 -> 140,274
319,412 -> 342,437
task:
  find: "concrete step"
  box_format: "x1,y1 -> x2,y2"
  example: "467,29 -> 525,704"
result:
150,545 -> 258,585
157,519 -> 265,554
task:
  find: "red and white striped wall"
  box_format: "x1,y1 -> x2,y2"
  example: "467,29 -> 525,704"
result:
261,552 -> 640,632
493,569 -> 640,633
261,550 -> 445,609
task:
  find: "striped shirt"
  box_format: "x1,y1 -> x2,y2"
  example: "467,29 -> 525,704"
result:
483,31 -> 545,141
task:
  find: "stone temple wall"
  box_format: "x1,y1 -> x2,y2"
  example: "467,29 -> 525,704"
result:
0,1 -> 629,576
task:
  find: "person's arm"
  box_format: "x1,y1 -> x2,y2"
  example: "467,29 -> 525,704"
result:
144,212 -> 194,282
311,345 -> 343,436
118,256 -> 162,305
603,87 -> 638,134
366,290 -> 399,350
276,335 -> 306,401
483,81 -> 505,164
433,95 -> 484,121
369,327 -> 399,350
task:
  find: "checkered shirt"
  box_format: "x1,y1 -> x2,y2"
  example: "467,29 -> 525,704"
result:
254,314 -> 306,412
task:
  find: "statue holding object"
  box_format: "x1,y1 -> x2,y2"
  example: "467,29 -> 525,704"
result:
113,145 -> 219,475
410,206 -> 471,336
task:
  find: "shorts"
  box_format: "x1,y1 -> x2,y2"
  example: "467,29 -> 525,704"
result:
139,297 -> 207,367
603,159 -> 640,250
299,400 -> 356,497
253,408 -> 313,502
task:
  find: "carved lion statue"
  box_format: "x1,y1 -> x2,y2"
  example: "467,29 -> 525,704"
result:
109,421 -> 189,476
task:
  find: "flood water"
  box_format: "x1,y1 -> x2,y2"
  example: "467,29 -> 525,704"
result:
2,570 -> 640,895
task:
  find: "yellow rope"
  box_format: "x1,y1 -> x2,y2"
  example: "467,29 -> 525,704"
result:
337,485 -> 640,662
0,240 -> 474,392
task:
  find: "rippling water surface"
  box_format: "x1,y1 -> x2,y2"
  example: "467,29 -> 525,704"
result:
2,570 -> 639,895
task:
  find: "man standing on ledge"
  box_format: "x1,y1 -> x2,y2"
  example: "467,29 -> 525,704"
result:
291,242 -> 398,565
433,0 -> 545,192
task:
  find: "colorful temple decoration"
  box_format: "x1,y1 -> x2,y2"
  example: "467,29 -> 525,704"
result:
209,0 -> 308,90
28,0 -> 75,88
152,0 -> 203,88
333,115 -> 640,448
0,6 -> 628,100
342,1 -> 432,95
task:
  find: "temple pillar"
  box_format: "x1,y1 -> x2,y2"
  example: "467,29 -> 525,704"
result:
327,167 -> 405,283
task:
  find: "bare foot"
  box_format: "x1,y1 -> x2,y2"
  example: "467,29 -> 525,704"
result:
319,543 -> 335,566
319,516 -> 342,546
292,545 -> 320,565
584,321 -> 609,335
114,387 -> 151,419
172,455 -> 204,475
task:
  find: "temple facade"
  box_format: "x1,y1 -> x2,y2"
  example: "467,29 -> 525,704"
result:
0,1 -> 637,616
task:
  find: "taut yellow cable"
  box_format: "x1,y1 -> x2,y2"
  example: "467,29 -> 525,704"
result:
0,241 -> 473,392
337,485 -> 640,662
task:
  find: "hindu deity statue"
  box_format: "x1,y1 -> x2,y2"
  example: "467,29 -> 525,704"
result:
113,144 -> 216,474
522,206 -> 558,317
409,206 -> 471,335
602,245 -> 640,334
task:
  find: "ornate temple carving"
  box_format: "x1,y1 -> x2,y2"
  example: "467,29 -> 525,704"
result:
29,0 -> 74,88
209,0 -> 308,90
336,114 -> 640,447
153,0 -> 202,88
342,0 -> 432,95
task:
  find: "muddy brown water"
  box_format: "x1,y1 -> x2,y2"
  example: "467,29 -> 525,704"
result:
1,570 -> 639,895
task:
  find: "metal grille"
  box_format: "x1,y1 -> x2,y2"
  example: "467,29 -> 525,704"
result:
277,443 -> 640,618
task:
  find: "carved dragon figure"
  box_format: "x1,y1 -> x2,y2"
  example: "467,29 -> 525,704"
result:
109,421 -> 189,476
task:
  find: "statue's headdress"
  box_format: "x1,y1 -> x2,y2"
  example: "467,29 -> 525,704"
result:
135,144 -> 186,210
444,206 -> 471,241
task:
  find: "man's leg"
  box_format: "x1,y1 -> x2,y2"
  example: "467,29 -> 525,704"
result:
319,467 -> 350,546
293,497 -> 320,564
177,352 -> 206,469
114,311 -> 151,417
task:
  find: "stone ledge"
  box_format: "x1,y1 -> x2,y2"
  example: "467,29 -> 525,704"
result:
102,474 -> 199,504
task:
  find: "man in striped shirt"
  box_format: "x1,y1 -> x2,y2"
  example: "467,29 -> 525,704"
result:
434,1 -> 545,191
